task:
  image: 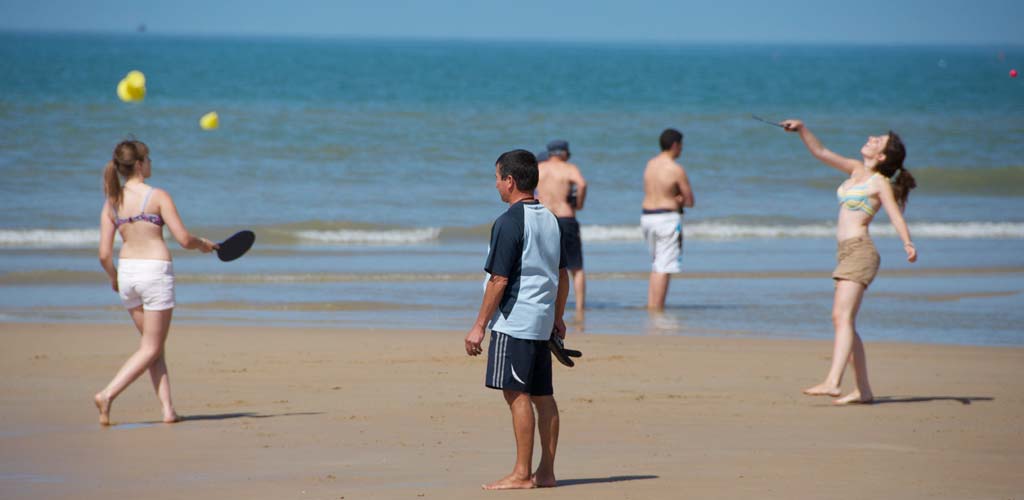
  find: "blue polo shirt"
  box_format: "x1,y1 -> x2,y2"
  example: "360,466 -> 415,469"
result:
484,200 -> 567,341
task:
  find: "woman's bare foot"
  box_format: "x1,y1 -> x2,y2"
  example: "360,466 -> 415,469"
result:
93,392 -> 112,426
802,382 -> 841,397
482,473 -> 535,490
834,390 -> 874,405
162,409 -> 181,423
532,472 -> 557,488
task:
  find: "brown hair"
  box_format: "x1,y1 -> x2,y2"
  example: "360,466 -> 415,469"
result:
103,140 -> 148,209
876,131 -> 915,210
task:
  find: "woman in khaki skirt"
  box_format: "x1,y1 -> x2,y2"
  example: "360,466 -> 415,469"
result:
782,119 -> 917,404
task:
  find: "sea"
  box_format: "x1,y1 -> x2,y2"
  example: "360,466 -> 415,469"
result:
1,32 -> 1022,345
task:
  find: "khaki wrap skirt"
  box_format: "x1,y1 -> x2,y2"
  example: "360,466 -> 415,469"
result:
832,236 -> 880,288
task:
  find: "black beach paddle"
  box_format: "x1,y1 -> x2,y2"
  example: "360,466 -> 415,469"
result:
216,230 -> 255,262
751,114 -> 785,129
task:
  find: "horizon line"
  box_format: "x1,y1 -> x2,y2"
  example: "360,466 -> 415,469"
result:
2,28 -> 1022,48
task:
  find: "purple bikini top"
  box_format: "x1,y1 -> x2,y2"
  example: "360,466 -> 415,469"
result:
113,187 -> 165,228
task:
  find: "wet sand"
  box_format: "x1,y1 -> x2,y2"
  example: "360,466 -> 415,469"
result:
1,322 -> 1021,499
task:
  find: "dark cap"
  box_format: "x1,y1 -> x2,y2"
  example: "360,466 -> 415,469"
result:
546,139 -> 570,155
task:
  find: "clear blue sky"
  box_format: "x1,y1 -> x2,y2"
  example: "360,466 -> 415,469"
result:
1,0 -> 1022,44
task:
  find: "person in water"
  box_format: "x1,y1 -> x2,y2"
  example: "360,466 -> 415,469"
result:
782,119 -> 917,405
95,140 -> 218,425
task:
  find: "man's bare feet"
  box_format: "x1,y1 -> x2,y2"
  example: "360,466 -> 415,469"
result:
93,393 -> 111,426
482,474 -> 535,490
802,382 -> 841,397
162,410 -> 181,424
532,472 -> 557,488
833,390 -> 874,405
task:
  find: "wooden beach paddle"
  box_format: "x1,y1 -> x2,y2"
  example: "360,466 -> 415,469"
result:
216,230 -> 255,262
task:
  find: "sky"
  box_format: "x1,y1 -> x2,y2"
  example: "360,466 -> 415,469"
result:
1,0 -> 1022,45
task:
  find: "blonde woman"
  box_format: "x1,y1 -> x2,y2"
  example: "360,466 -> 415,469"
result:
95,140 -> 217,425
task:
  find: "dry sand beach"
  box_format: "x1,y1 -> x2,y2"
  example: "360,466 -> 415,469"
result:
1,322 -> 1021,499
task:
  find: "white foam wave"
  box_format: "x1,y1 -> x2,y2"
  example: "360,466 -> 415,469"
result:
295,228 -> 442,245
0,222 -> 1020,249
0,229 -> 101,248
582,222 -> 1024,241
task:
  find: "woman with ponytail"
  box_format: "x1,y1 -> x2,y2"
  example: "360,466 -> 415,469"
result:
781,120 -> 917,405
96,140 -> 218,425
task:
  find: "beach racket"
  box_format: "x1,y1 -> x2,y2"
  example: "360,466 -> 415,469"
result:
548,336 -> 582,368
751,114 -> 785,129
216,230 -> 255,262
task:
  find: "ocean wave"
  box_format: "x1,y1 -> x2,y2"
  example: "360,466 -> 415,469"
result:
294,228 -> 442,244
0,229 -> 101,248
1,221 -> 1022,249
583,222 -> 1024,241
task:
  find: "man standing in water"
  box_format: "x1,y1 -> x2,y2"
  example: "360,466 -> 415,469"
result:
465,149 -> 570,490
536,139 -> 588,312
641,128 -> 695,310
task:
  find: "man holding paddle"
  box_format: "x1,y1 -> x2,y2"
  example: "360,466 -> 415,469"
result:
465,149 -> 570,490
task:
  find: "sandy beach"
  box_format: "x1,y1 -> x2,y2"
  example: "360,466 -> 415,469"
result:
1,322 -> 1021,499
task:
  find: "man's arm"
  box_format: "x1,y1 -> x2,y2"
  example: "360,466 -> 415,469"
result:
570,166 -> 587,211
465,274 -> 508,355
552,268 -> 570,338
677,166 -> 695,208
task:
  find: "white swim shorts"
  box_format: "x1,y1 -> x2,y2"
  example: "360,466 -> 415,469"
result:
117,259 -> 175,311
640,211 -> 683,274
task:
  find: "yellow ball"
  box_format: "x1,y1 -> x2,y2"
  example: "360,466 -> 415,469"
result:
125,70 -> 146,90
199,111 -> 219,130
116,78 -> 145,102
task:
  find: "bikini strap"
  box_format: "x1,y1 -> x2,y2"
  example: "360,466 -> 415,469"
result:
139,187 -> 155,214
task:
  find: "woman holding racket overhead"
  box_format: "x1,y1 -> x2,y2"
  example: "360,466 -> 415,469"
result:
95,139 -> 218,425
782,120 -> 917,405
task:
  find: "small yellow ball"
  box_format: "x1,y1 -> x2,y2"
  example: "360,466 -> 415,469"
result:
116,78 -> 145,102
199,111 -> 219,130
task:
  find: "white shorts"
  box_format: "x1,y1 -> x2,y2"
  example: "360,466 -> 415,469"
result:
117,259 -> 175,311
641,212 -> 683,274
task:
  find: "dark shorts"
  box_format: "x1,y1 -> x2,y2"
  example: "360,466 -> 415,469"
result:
557,217 -> 583,270
485,331 -> 553,396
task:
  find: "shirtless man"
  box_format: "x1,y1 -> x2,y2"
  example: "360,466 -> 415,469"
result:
536,140 -> 588,312
641,129 -> 694,310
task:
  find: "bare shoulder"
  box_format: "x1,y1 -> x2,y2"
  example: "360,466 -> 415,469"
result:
150,187 -> 175,208
869,173 -> 893,193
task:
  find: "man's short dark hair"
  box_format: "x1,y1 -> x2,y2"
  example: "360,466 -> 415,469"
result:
496,149 -> 539,192
659,128 -> 683,151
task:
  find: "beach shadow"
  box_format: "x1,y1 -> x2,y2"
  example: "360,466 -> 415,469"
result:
870,396 -> 994,406
180,411 -> 323,422
125,411 -> 324,425
557,475 -> 659,487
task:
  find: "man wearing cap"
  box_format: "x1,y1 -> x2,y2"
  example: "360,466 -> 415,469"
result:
641,128 -> 695,310
465,149 -> 570,490
536,139 -> 588,313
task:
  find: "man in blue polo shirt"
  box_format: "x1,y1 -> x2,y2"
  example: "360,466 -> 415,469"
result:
465,149 -> 570,490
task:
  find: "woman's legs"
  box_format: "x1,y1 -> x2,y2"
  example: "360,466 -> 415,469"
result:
835,330 -> 874,404
94,307 -> 174,425
126,307 -> 178,422
803,280 -> 866,397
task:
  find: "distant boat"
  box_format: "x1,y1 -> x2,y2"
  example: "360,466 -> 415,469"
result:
137,23 -> 147,33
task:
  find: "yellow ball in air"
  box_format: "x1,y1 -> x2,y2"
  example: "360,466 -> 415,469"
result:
199,111 -> 219,130
116,78 -> 145,102
125,70 -> 146,90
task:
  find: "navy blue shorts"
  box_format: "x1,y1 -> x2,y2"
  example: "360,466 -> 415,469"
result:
485,331 -> 553,396
557,217 -> 583,271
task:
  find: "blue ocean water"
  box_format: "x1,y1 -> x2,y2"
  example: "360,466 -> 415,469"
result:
0,33 -> 1022,344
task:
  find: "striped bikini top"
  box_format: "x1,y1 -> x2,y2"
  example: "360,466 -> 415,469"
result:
836,173 -> 880,216
113,187 -> 164,228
